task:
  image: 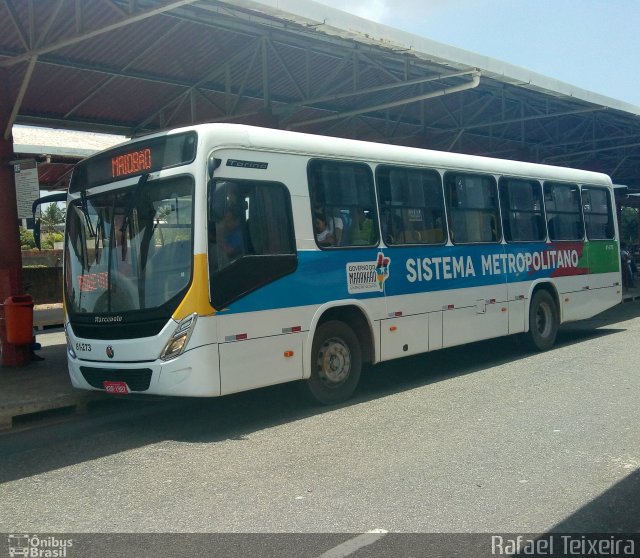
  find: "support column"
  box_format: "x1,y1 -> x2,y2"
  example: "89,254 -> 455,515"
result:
0,68 -> 29,366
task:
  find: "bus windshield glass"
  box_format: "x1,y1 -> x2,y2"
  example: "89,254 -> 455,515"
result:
64,176 -> 194,314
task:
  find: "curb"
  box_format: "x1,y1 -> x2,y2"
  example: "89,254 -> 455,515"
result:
0,392 -> 101,431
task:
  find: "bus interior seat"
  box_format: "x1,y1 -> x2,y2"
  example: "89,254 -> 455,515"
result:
149,239 -> 191,274
338,209 -> 352,246
422,228 -> 444,243
246,217 -> 262,254
143,239 -> 191,306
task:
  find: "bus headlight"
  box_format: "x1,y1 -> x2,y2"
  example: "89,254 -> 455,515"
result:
160,314 -> 198,361
65,325 -> 77,359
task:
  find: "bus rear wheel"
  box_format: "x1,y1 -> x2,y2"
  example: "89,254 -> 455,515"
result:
303,320 -> 362,405
527,289 -> 558,351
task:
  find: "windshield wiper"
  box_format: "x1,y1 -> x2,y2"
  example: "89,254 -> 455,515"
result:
120,173 -> 149,261
94,212 -> 105,264
80,190 -> 96,238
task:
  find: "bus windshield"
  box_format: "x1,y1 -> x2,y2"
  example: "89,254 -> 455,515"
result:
64,175 -> 194,314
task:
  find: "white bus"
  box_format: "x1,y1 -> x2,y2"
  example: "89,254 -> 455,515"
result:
62,124 -> 621,404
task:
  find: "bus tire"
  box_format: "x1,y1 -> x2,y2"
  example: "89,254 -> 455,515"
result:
527,289 -> 558,351
303,320 -> 362,405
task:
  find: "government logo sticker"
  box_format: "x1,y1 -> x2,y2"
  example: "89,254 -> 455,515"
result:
346,252 -> 391,294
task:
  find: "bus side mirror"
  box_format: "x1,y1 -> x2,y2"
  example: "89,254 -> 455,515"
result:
31,192 -> 67,250
207,156 -> 221,179
33,219 -> 41,250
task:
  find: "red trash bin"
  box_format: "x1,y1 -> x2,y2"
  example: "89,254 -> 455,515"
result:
4,295 -> 34,345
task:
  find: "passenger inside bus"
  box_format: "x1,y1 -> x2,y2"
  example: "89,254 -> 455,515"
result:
313,208 -> 343,247
218,206 -> 245,262
380,208 -> 405,245
351,208 -> 374,245
313,212 -> 336,247
208,182 -> 249,268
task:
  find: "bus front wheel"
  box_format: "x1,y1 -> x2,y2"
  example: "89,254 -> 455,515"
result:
303,320 -> 362,405
527,289 -> 558,351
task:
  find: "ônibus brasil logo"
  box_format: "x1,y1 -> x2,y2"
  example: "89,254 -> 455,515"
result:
7,534 -> 73,557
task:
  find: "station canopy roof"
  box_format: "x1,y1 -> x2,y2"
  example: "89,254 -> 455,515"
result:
12,126 -> 123,190
2,0 -> 640,191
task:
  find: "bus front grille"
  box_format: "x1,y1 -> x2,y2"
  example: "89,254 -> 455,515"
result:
80,367 -> 153,391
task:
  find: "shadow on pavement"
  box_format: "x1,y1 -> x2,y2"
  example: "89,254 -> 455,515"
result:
548,468 -> 640,532
0,302 -> 637,489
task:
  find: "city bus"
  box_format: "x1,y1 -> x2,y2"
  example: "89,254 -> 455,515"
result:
61,123 -> 621,404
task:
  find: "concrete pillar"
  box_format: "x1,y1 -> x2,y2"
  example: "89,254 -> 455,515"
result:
0,69 -> 29,366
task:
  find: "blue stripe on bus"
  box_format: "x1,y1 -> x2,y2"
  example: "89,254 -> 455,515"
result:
220,242 -> 589,314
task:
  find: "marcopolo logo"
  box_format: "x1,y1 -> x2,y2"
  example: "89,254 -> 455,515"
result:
7,535 -> 73,557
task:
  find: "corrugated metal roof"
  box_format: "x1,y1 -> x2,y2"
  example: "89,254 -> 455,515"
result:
1,0 -> 639,189
12,126 -> 124,189
13,126 -> 124,154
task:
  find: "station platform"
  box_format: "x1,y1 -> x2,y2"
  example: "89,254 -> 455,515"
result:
0,304 -> 99,431
32,302 -> 64,330
0,328 -> 100,430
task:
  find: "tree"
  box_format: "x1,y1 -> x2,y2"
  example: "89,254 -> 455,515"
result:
40,231 -> 64,250
620,207 -> 638,247
19,226 -> 35,250
38,202 -> 66,249
40,202 -> 65,234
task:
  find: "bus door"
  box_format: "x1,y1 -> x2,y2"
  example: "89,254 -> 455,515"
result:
440,245 -> 509,348
376,166 -> 444,359
576,185 -> 620,317
442,172 -> 508,347
207,175 -> 300,395
541,181 -> 620,322
499,177 -> 548,334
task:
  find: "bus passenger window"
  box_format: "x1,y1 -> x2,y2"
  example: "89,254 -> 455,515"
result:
376,166 -> 446,246
543,182 -> 584,241
208,180 -> 295,273
207,178 -> 296,309
308,159 -> 379,248
444,172 -> 500,244
582,186 -> 614,240
499,178 -> 546,242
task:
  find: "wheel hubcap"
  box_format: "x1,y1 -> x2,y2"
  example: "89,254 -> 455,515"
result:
317,337 -> 351,386
536,302 -> 552,337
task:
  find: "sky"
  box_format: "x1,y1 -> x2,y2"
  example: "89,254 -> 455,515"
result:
312,0 -> 640,107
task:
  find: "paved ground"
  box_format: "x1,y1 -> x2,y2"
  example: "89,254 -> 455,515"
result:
2,293 -> 639,430
0,301 -> 638,547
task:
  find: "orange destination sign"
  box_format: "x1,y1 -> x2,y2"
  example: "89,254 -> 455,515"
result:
111,148 -> 152,178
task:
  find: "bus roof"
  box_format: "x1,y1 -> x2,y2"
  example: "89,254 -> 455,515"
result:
162,123 -> 613,186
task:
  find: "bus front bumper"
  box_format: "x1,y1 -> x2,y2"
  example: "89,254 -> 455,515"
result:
67,343 -> 221,397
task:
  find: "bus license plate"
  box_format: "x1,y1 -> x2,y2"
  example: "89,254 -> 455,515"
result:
103,381 -> 130,394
